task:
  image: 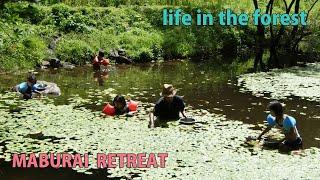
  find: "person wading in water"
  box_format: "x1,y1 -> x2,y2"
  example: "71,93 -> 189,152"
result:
149,84 -> 187,128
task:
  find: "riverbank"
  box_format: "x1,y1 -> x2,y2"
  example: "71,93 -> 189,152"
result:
1,1 -> 319,71
0,2 -> 239,70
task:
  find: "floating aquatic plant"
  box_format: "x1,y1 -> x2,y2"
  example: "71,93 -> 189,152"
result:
238,63 -> 320,102
0,93 -> 320,179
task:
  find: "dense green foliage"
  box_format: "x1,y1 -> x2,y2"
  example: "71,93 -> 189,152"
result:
0,0 -> 319,70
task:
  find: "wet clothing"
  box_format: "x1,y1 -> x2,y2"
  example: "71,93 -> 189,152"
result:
154,96 -> 185,120
284,137 -> 303,150
267,114 -> 300,136
267,114 -> 302,150
114,106 -> 130,116
17,82 -> 37,99
17,82 -> 36,94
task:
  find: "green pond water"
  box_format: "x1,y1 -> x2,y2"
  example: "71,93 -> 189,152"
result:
0,60 -> 320,179
1,61 -> 319,148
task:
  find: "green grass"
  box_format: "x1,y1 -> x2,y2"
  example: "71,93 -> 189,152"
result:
0,1 -> 319,71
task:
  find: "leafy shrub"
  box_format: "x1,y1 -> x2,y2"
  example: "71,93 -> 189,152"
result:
60,12 -> 92,33
118,28 -> 163,62
56,39 -> 94,65
0,36 -> 47,70
218,27 -> 241,56
193,26 -> 221,57
162,27 -> 196,59
82,29 -> 119,52
0,3 -> 49,24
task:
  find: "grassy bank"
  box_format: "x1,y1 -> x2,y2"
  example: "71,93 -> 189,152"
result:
0,1 -> 319,71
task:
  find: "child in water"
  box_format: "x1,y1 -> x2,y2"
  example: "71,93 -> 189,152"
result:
251,101 -> 302,152
16,73 -> 38,100
113,95 -> 130,115
103,95 -> 138,116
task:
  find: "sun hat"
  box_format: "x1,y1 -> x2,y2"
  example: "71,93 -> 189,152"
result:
160,84 -> 177,97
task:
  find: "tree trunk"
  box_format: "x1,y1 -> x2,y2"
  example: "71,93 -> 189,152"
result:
267,0 -> 280,68
253,0 -> 265,71
274,0 -> 296,49
288,0 -> 300,52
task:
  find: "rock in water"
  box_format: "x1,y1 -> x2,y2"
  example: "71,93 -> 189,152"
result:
49,58 -> 62,68
37,81 -> 61,96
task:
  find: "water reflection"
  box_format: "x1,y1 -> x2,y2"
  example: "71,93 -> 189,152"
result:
93,70 -> 109,86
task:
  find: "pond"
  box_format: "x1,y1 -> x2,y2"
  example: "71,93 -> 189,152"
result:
0,60 -> 319,148
0,60 -> 320,179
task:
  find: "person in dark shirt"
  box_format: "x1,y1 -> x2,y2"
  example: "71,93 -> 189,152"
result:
149,84 -> 187,128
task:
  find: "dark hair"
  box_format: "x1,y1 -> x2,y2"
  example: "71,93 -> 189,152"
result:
268,101 -> 284,116
113,95 -> 126,106
98,49 -> 105,57
27,73 -> 37,84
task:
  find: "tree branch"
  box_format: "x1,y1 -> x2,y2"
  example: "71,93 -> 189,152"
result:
266,0 -> 272,14
306,0 -> 319,22
287,0 -> 296,13
282,0 -> 288,10
292,0 -> 319,51
274,0 -> 296,48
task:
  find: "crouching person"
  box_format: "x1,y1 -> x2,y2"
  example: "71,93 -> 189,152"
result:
15,73 -> 38,100
255,101 -> 303,152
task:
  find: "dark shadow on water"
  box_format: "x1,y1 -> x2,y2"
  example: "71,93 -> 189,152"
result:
0,160 -> 117,180
24,132 -> 64,143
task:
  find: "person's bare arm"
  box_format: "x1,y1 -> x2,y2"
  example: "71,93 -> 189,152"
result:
93,56 -> 99,63
181,110 -> 187,118
149,112 -> 155,128
257,126 -> 272,140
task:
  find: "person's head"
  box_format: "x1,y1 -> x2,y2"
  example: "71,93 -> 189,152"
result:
113,95 -> 126,110
268,101 -> 284,117
26,73 -> 37,86
98,49 -> 105,58
161,84 -> 176,103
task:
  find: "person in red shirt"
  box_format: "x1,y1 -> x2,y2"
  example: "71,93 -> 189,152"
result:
92,49 -> 110,71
